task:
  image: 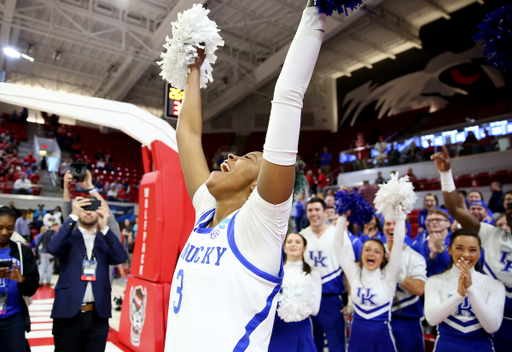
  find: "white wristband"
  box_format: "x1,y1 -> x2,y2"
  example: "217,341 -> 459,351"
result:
440,170 -> 456,193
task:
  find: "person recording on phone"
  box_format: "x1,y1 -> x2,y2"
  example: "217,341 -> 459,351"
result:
47,195 -> 128,352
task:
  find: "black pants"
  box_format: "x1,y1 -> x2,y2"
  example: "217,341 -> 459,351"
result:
0,312 -> 26,352
53,310 -> 109,352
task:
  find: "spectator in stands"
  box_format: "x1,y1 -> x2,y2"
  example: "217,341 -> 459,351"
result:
38,222 -> 59,286
54,206 -> 64,225
15,210 -> 32,242
387,145 -> 400,166
29,170 -> 41,185
26,165 -> 36,178
358,180 -> 377,208
10,110 -> 19,122
120,179 -> 131,194
502,190 -> 512,213
404,142 -> 422,163
91,176 -> 103,193
468,189 -> 494,220
107,185 -> 118,201
374,171 -> 386,185
488,182 -> 505,214
324,206 -> 338,226
312,152 -> 320,168
480,129 -> 497,152
4,167 -> 15,182
23,152 -> 36,167
355,132 -> 369,170
360,214 -> 384,243
469,200 -> 494,225
460,131 -> 479,156
293,193 -> 306,231
495,214 -> 510,232
306,170 -> 316,196
325,195 -> 335,208
19,107 -> 28,123
417,194 -> 451,234
320,147 -> 332,175
13,174 -> 33,195
406,167 -> 417,182
33,204 -> 47,230
43,208 -> 61,228
94,149 -> 105,161
316,169 -> 328,195
422,140 -> 436,161
374,135 -> 388,167
96,158 -> 106,170
105,150 -> 113,162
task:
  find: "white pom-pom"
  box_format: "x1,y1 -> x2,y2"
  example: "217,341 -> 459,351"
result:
277,270 -> 315,322
158,4 -> 224,90
374,172 -> 418,221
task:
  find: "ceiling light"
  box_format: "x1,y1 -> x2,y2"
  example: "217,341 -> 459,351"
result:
21,54 -> 35,62
3,47 -> 21,59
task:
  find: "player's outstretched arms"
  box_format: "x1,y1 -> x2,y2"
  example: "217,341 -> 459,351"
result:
431,146 -> 480,232
177,49 -> 211,199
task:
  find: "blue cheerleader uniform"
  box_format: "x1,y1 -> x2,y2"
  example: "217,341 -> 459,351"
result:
268,261 -> 322,352
334,215 -> 407,352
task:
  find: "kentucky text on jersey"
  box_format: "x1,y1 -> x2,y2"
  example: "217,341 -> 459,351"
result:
179,243 -> 227,266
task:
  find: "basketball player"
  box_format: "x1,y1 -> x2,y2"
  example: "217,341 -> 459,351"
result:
164,2 -> 327,351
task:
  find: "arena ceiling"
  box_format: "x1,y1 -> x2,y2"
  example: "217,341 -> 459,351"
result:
0,0 -> 484,120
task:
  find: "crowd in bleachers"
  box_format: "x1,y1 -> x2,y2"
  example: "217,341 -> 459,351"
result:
0,112 -> 41,195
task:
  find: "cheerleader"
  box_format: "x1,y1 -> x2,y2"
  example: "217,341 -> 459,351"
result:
334,212 -> 405,352
432,146 -> 511,352
424,229 -> 505,351
268,233 -> 322,352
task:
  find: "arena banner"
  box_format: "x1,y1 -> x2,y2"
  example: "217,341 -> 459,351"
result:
118,276 -> 166,352
337,0 -> 509,129
110,205 -> 135,222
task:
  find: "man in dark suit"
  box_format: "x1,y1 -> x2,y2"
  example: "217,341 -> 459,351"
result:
47,196 -> 128,352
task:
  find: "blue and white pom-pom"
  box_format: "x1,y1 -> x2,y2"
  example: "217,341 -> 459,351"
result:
158,4 -> 224,90
374,173 -> 417,221
473,5 -> 512,72
335,190 -> 374,225
315,0 -> 365,16
277,270 -> 316,322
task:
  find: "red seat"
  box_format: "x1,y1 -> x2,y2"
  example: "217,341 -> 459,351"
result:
492,170 -> 512,185
456,174 -> 474,188
473,172 -> 492,187
427,178 -> 441,190
413,179 -> 427,191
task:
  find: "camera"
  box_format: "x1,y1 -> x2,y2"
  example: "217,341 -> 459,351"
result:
70,160 -> 87,182
82,199 -> 101,211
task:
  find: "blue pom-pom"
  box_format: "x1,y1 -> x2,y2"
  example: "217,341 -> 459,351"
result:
335,190 -> 374,226
316,0 -> 365,16
473,5 -> 512,71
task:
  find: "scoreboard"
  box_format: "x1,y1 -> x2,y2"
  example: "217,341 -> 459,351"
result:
164,82 -> 184,119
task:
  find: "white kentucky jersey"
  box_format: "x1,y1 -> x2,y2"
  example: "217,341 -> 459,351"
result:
479,223 -> 512,320
165,184 -> 291,352
426,266 -> 505,342
301,226 -> 355,295
348,266 -> 396,322
392,246 -> 427,319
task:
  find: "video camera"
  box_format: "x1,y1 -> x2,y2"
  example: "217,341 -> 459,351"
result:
70,160 -> 87,182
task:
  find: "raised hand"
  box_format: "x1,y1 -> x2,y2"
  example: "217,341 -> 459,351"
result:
96,207 -> 110,231
77,170 -> 94,190
431,145 -> 451,172
72,197 -> 91,217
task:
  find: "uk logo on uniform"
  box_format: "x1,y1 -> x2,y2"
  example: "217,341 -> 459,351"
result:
211,230 -> 220,239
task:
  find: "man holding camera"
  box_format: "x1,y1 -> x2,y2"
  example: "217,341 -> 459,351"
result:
47,196 -> 127,352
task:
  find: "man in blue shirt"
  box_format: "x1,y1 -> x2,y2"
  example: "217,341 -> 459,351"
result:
320,146 -> 332,175
14,211 -> 31,243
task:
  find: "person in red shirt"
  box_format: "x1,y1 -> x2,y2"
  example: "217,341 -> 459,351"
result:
355,132 -> 369,170
317,169 -> 328,195
306,170 -> 317,196
29,171 -> 41,185
23,152 -> 37,166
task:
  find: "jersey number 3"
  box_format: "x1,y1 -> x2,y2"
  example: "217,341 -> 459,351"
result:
173,269 -> 184,314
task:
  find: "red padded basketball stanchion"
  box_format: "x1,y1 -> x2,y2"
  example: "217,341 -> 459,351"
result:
118,141 -> 194,351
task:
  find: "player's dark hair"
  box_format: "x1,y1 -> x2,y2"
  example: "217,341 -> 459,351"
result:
445,228 -> 483,273
283,233 -> 312,275
307,197 -> 326,210
0,206 -> 16,220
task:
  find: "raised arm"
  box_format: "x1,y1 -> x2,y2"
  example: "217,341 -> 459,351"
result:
176,50 -> 211,200
431,146 -> 480,232
334,215 -> 359,277
258,5 -> 326,204
386,214 -> 405,281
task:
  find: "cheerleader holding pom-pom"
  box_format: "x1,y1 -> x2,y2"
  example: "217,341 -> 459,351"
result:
268,233 -> 322,352
334,173 -> 416,352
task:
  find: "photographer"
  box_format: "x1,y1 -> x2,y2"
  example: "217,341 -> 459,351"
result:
47,195 -> 127,352
0,206 -> 39,352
